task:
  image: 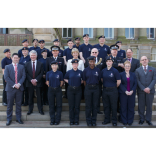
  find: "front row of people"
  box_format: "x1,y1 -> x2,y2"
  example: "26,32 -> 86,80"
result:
4,48 -> 156,127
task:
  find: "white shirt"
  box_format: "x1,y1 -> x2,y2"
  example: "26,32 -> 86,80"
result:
96,57 -> 98,64
53,56 -> 58,61
66,59 -> 84,71
31,60 -> 37,71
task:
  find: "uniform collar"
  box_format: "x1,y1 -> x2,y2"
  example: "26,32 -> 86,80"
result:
107,67 -> 112,71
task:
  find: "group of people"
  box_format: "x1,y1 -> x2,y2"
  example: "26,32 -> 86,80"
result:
1,34 -> 156,127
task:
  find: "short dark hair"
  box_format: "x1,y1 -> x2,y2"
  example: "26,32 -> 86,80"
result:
126,48 -> 133,52
12,53 -> 19,57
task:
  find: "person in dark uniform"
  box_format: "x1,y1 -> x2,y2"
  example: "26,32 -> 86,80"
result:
19,47 -> 31,106
36,40 -> 51,59
85,48 -> 105,114
1,49 -> 12,106
79,34 -> 93,63
93,35 -> 111,59
38,49 -> 48,105
101,55 -> 121,126
116,41 -> 126,59
18,39 -> 30,58
46,61 -> 64,125
29,39 -> 40,51
64,59 -> 83,125
53,39 -> 64,57
73,37 -> 81,50
83,56 -> 101,127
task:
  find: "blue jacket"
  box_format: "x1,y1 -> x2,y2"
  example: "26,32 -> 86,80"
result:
119,71 -> 137,94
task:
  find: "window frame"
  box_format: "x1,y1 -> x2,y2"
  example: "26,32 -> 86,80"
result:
125,28 -> 135,39
104,28 -> 114,39
147,28 -> 155,39
83,28 -> 93,38
150,47 -> 156,62
62,28 -> 72,38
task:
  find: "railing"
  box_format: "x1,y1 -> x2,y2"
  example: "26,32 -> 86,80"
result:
0,34 -> 33,46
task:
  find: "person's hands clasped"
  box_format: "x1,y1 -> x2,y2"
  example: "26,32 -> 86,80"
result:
144,87 -> 150,94
31,79 -> 37,86
125,90 -> 133,96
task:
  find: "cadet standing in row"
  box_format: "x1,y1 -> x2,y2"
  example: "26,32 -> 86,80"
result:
64,59 -> 83,125
46,61 -> 64,125
73,37 -> 81,51
83,56 -> 101,126
116,41 -> 126,59
29,39 -> 40,51
1,49 -> 12,106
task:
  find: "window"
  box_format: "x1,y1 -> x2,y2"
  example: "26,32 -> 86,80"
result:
104,28 -> 114,39
125,28 -> 134,39
151,47 -> 156,61
83,28 -> 93,38
130,47 -> 139,59
0,28 -> 8,34
147,28 -> 155,39
62,28 -> 72,38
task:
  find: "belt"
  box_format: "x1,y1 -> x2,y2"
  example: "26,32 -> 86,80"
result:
49,86 -> 60,90
69,86 -> 80,89
86,84 -> 98,87
104,86 -> 117,89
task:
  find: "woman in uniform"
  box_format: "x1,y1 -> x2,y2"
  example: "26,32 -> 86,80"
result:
46,61 -> 64,125
101,55 -> 121,126
83,56 -> 101,127
64,59 -> 83,125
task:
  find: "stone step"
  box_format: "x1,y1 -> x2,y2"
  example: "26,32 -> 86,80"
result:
0,111 -> 156,121
0,120 -> 155,128
1,103 -> 156,111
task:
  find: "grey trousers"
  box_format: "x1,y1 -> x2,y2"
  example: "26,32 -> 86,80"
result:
138,92 -> 154,122
7,89 -> 23,121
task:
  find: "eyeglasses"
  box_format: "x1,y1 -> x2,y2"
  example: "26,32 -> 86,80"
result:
125,66 -> 130,67
92,52 -> 97,53
141,59 -> 147,61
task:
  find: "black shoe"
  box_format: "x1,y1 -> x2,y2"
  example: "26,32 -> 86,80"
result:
146,121 -> 153,126
13,103 -> 15,105
112,123 -> 117,126
87,123 -> 92,126
6,120 -> 12,126
70,122 -> 74,125
22,103 -> 28,106
62,95 -> 67,99
50,122 -> 54,125
92,123 -> 96,126
54,122 -> 59,125
39,111 -> 44,115
139,120 -> 144,125
97,111 -> 103,114
128,123 -> 132,126
2,103 -> 7,106
74,122 -> 79,125
102,121 -> 110,125
16,120 -> 23,124
27,111 -> 33,115
118,115 -> 121,123
123,123 -> 127,126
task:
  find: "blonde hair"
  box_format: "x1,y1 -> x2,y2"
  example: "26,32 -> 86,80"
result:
124,60 -> 131,66
71,48 -> 79,56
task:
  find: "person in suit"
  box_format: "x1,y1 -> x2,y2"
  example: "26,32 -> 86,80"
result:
119,61 -> 137,126
4,53 -> 26,126
52,39 -> 64,57
1,49 -> 12,106
85,48 -> 105,114
123,48 -> 140,72
25,50 -> 44,115
135,56 -> 156,126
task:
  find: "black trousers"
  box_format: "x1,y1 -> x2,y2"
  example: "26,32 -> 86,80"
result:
22,80 -> 28,104
41,78 -> 48,104
67,86 -> 82,122
48,86 -> 62,123
84,85 -> 99,124
28,87 -> 43,112
64,82 -> 68,98
102,87 -> 118,124
97,81 -> 102,112
2,75 -> 7,103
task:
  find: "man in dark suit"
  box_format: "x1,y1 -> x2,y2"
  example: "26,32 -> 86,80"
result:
85,48 -> 105,114
123,48 -> 140,72
25,50 -> 44,115
4,53 -> 26,126
135,56 -> 156,126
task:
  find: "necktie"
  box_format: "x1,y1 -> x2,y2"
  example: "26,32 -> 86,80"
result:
144,66 -> 147,73
33,62 -> 35,78
15,64 -> 18,84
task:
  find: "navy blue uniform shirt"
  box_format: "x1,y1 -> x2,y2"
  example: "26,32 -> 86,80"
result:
1,57 -> 12,69
29,46 -> 40,51
19,55 -> 31,66
64,69 -> 83,87
93,44 -> 110,59
73,44 -> 80,51
117,49 -> 126,59
46,70 -> 63,88
36,47 -> 51,60
83,66 -> 101,85
101,67 -> 121,87
63,47 -> 73,61
38,58 -> 47,72
18,47 -> 30,58
79,43 -> 92,60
